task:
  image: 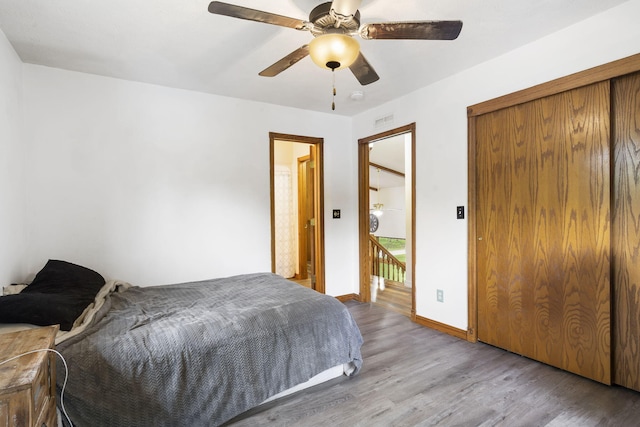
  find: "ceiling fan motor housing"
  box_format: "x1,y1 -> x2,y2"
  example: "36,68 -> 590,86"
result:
309,2 -> 361,37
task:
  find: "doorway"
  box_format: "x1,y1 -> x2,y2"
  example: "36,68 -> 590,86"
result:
270,132 -> 325,294
358,124 -> 416,318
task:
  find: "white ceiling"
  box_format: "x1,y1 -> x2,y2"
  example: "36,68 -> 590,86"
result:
370,135 -> 405,189
0,0 -> 630,116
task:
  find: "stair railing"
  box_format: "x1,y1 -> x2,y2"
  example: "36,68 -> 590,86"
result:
369,235 -> 406,284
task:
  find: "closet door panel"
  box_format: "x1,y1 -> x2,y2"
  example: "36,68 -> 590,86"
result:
551,84 -> 611,381
476,81 -> 611,384
476,103 -> 537,357
613,72 -> 640,391
476,107 -> 509,350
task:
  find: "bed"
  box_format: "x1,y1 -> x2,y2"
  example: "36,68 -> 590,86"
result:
0,260 -> 364,427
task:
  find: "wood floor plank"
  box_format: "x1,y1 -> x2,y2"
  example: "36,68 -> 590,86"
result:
373,280 -> 412,317
225,302 -> 640,426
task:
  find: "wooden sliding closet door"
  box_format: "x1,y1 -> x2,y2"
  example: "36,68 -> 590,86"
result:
613,72 -> 640,391
476,81 -> 612,384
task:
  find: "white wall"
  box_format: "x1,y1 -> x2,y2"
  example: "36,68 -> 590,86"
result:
21,65 -> 358,296
353,0 -> 640,330
0,29 -> 27,284
370,186 -> 406,239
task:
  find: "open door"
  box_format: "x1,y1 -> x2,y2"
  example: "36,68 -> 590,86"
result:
358,124 -> 416,318
270,133 -> 325,294
297,146 -> 318,286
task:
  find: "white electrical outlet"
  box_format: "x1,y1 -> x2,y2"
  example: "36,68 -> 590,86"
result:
437,289 -> 444,302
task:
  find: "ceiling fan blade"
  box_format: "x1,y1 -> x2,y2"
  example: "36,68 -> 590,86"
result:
259,45 -> 310,77
361,21 -> 463,40
349,53 -> 380,86
330,0 -> 362,20
208,1 -> 307,30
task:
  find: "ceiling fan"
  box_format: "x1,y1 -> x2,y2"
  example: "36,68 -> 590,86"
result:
207,0 -> 463,86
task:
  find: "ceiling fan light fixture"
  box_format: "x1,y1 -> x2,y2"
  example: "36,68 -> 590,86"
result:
309,33 -> 360,70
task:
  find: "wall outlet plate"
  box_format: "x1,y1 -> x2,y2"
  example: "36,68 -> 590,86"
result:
437,289 -> 444,302
457,206 -> 465,219
333,209 -> 341,219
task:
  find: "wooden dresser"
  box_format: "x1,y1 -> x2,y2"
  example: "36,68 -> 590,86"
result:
0,325 -> 59,427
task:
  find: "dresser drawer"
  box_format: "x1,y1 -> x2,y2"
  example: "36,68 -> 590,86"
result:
0,326 -> 58,427
0,388 -> 30,426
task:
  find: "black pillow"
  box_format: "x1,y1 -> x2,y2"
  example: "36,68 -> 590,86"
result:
22,259 -> 105,296
0,293 -> 85,331
0,260 -> 105,330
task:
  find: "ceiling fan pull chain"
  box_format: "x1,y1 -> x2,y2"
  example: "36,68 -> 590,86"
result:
332,69 -> 336,111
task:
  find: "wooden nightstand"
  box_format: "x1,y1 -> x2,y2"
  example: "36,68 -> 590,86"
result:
0,325 -> 59,427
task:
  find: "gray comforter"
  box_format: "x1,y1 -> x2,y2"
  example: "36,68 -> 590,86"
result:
56,273 -> 363,426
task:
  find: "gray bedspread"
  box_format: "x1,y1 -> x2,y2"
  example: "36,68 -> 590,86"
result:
56,273 -> 363,426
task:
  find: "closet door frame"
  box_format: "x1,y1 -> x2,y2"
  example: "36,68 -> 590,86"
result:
467,53 -> 640,343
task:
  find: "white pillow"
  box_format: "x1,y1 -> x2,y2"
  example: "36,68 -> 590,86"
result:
2,284 -> 28,296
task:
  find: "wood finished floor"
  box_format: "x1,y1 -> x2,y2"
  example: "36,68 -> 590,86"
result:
289,277 -> 413,319
373,280 -> 412,317
225,301 -> 640,427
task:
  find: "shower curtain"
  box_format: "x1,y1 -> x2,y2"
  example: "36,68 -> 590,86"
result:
274,165 -> 296,278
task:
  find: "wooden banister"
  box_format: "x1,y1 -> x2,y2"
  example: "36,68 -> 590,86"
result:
369,235 -> 406,283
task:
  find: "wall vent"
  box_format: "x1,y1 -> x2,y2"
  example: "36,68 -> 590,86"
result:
374,113 -> 394,129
